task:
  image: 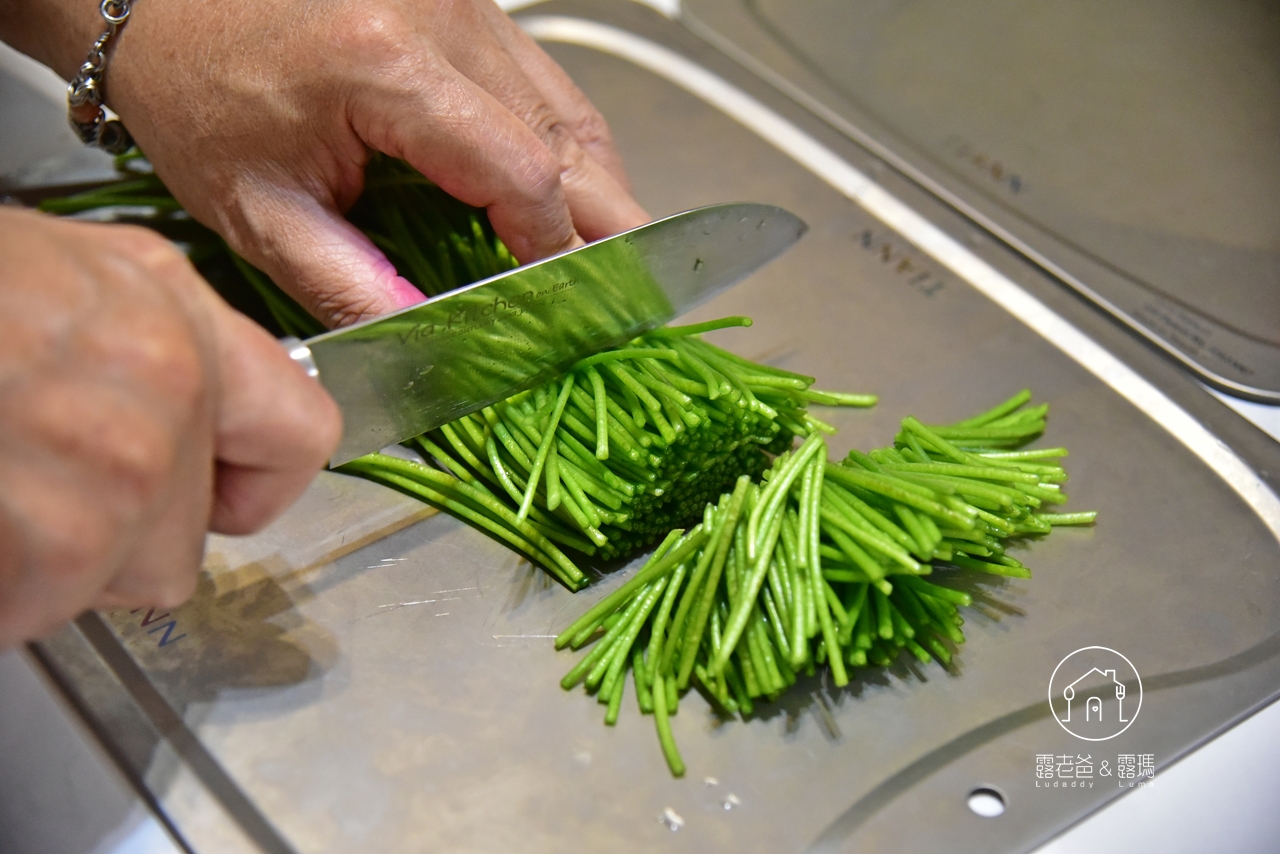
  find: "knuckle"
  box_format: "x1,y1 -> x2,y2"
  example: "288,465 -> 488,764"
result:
510,139 -> 562,203
98,413 -> 179,513
108,315 -> 210,415
525,105 -> 596,184
567,108 -> 616,153
525,102 -> 568,150
151,572 -> 198,609
114,224 -> 188,270
308,392 -> 344,464
554,135 -> 592,185
43,503 -> 120,585
330,4 -> 413,65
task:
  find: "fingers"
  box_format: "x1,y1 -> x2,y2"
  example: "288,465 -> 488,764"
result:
479,62 -> 649,242
407,16 -> 648,249
485,9 -> 636,193
359,54 -> 581,264
0,211 -> 341,648
94,249 -> 339,601
0,219 -> 218,630
205,306 -> 341,534
427,12 -> 649,242
356,12 -> 647,265
230,187 -> 427,329
90,233 -> 218,609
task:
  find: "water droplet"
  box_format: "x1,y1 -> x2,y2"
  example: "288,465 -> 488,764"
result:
703,776 -> 720,787
573,750 -> 592,767
723,793 -> 742,811
659,807 -> 684,832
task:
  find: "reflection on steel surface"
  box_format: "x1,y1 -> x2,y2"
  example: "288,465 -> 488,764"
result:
302,202 -> 806,464
682,0 -> 1280,401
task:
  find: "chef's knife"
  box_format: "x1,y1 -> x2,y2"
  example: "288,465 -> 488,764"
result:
289,202 -> 807,465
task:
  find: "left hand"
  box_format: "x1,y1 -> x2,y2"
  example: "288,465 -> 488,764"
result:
4,0 -> 649,328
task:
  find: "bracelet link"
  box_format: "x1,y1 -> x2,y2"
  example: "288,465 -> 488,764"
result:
67,0 -> 134,154
101,0 -> 130,25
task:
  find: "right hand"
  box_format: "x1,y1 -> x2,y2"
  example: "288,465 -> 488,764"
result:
0,208 -> 341,648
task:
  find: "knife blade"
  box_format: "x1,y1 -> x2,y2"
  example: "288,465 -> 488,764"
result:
292,202 -> 807,465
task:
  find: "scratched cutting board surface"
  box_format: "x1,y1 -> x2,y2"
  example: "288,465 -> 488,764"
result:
31,5 -> 1280,853
681,0 -> 1280,400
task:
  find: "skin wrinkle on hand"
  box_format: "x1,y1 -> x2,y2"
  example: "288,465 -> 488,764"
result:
368,258 -> 425,311
0,209 -> 340,649
4,0 -> 648,329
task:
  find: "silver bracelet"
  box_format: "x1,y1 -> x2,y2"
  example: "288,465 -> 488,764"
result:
67,0 -> 134,153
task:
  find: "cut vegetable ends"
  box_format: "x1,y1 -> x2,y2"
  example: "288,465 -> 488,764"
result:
556,389 -> 1091,776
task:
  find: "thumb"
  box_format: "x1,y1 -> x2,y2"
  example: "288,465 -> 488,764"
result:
206,302 -> 342,535
230,190 -> 426,329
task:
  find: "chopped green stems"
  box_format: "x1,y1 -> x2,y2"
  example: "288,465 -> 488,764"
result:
978,448 -> 1069,460
649,316 -> 753,337
605,666 -> 626,725
660,504 -> 718,678
676,476 -> 750,689
598,577 -> 668,697
813,526 -> 848,685
561,586 -> 648,689
714,503 -> 786,675
652,674 -> 686,776
517,376 -> 575,524
353,309 -> 859,569
880,462 -> 1041,483
645,562 -> 688,684
572,347 -> 681,371
555,527 -> 704,649
802,390 -> 879,407
1038,511 -> 1097,526
586,366 -> 609,460
557,390 -> 1092,775
952,389 -> 1032,428
564,531 -> 681,649
634,649 -> 654,713
339,455 -> 586,588
748,433 -> 825,558
900,416 -> 971,464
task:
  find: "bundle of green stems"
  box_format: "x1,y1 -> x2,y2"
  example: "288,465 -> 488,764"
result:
555,391 -> 1094,776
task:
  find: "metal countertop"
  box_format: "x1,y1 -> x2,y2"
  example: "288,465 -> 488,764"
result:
4,3 -> 1280,852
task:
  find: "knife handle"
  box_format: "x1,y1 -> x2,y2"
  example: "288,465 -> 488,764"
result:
280,336 -> 319,379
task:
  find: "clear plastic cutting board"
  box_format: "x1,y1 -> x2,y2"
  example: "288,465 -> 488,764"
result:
32,4 -> 1280,852
682,0 -> 1280,401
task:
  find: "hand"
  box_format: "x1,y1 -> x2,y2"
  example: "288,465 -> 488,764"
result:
90,0 -> 649,328
0,209 -> 341,648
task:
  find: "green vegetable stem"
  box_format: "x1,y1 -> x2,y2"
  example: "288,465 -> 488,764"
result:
556,391 -> 1094,776
342,319 -> 873,580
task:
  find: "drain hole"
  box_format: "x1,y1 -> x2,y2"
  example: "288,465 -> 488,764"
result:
967,787 -> 1006,817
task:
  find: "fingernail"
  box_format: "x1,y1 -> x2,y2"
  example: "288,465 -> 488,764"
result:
368,255 -> 425,309
388,275 -> 426,308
